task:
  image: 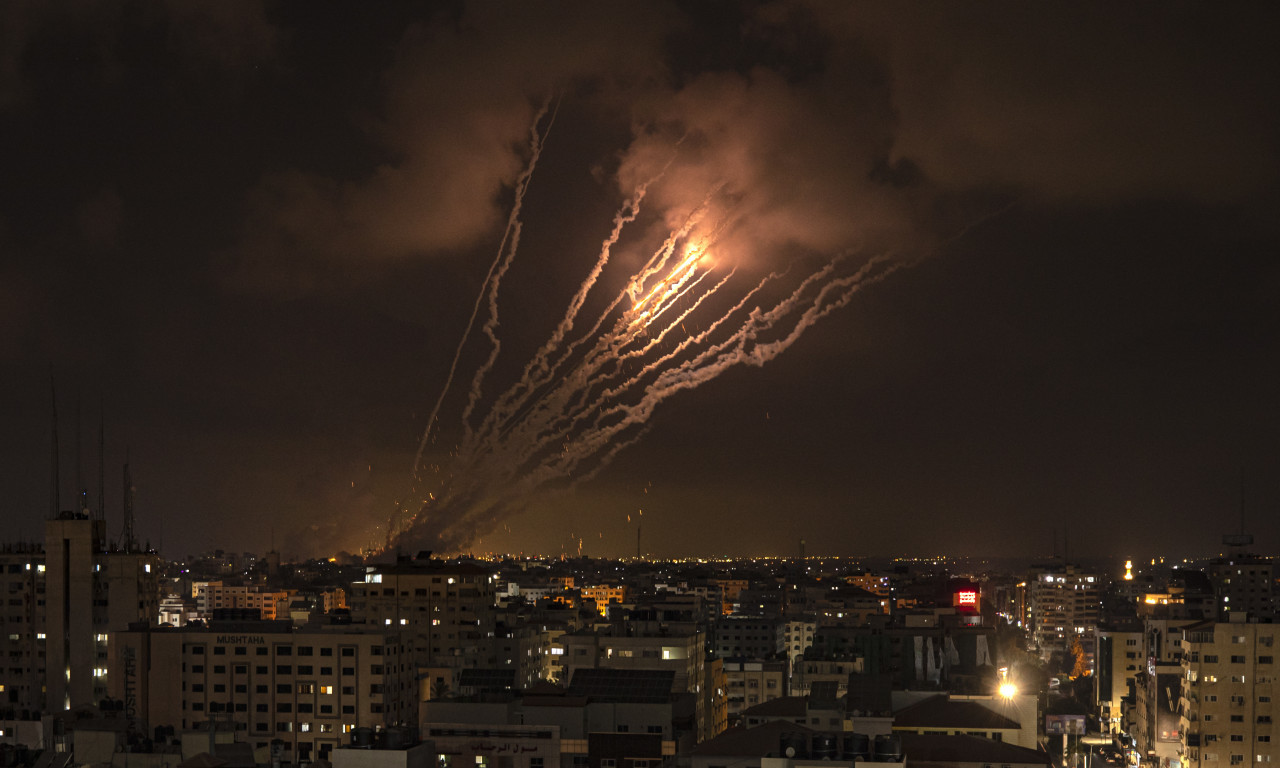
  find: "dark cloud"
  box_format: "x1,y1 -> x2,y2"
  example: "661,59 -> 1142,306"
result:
222,4 -> 678,294
812,2 -> 1280,204
0,0 -> 277,106
1,1 -> 1278,559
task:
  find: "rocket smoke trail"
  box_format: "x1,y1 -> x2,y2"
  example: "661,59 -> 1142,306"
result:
410,98 -> 555,484
393,138 -> 900,556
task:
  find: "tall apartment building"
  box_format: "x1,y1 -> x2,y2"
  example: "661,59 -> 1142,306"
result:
1207,556 -> 1275,621
0,544 -> 46,712
721,658 -> 786,722
712,617 -> 783,659
1027,561 -> 1102,667
0,514 -> 160,714
110,620 -> 415,764
1179,619 -> 1280,768
579,585 -> 627,617
1096,623 -> 1144,735
193,581 -> 295,621
555,625 -> 710,739
345,557 -> 497,695
45,514 -> 162,712
783,619 -> 816,670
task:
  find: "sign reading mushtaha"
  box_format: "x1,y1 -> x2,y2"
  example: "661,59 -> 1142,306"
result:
216,635 -> 267,645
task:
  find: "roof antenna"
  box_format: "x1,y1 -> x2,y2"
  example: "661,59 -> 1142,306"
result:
98,404 -> 106,523
50,373 -> 60,519
1222,465 -> 1253,549
76,386 -> 84,515
120,448 -> 136,552
1240,465 -> 1246,535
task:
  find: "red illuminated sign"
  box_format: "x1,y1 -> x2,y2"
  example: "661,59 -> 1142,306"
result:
957,590 -> 977,606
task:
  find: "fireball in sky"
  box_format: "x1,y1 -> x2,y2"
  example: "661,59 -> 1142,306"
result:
388,107 -> 900,554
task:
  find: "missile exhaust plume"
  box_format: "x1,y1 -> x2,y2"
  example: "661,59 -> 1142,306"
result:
411,97 -> 555,482
393,135 -> 900,556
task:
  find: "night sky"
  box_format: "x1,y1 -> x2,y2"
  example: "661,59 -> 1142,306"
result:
3,2 -> 1279,561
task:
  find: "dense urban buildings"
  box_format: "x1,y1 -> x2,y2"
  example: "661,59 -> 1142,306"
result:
2,503 -> 1278,768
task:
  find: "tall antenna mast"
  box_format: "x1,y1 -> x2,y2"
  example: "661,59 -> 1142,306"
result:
98,407 -> 105,522
50,374 -> 60,518
1222,466 -> 1254,549
121,449 -> 136,552
1240,466 -> 1246,535
76,388 -> 83,514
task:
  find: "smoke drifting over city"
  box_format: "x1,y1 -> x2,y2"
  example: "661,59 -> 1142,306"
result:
1,3 -> 1278,559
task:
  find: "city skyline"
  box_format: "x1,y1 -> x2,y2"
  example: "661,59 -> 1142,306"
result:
2,3 -> 1279,560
